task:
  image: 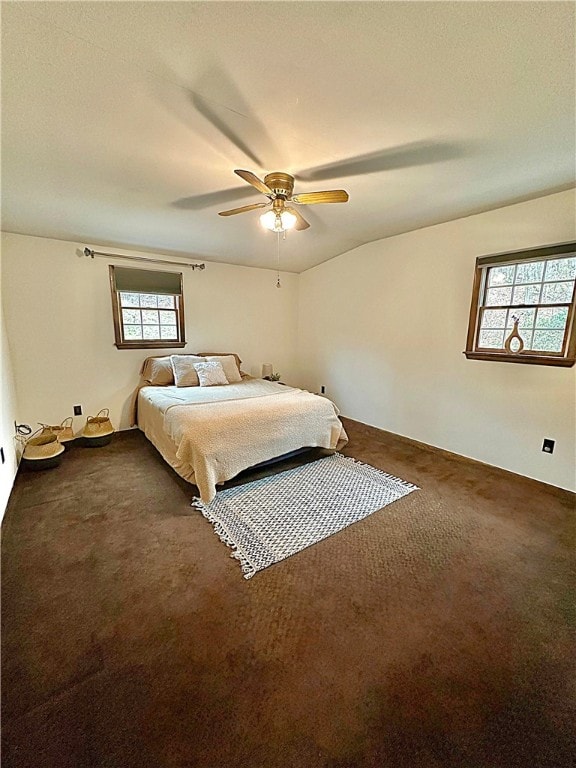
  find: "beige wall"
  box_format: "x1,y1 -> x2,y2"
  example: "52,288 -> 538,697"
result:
0,247 -> 20,518
297,190 -> 576,491
1,233 -> 299,439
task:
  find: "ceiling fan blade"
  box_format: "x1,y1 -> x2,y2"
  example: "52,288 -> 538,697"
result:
172,185 -> 255,211
234,170 -> 274,196
218,203 -> 268,217
191,68 -> 280,169
291,190 -> 349,205
193,95 -> 264,168
285,207 -> 310,231
297,141 -> 464,182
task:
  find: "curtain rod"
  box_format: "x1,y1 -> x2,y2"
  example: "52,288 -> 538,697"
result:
83,247 -> 205,270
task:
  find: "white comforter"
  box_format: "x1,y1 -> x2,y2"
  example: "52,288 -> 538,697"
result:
138,378 -> 348,502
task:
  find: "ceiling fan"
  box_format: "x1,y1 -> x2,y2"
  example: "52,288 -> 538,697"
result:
218,170 -> 349,232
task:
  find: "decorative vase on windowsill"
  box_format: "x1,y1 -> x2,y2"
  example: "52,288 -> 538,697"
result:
504,314 -> 525,354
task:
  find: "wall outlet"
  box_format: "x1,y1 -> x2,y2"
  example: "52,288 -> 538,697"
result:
0,447 -> 4,465
73,405 -> 82,416
542,438 -> 555,454
320,385 -> 326,394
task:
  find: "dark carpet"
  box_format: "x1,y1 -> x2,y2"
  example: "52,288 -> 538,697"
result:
2,418 -> 575,768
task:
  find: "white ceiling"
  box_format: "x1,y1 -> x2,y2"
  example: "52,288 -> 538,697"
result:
1,1 -> 574,273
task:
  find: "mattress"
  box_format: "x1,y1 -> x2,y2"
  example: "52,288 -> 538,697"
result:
137,378 -> 348,500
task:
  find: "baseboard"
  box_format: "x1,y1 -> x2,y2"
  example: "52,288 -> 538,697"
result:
341,416 -> 575,503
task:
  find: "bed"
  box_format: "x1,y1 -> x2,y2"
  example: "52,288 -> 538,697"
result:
137,357 -> 348,502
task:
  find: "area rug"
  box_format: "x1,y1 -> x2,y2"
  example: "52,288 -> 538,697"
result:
192,453 -> 418,579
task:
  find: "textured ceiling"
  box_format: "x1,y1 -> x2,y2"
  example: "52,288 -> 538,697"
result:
1,1 -> 574,272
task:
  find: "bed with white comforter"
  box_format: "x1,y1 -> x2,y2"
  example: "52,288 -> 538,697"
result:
138,378 -> 348,501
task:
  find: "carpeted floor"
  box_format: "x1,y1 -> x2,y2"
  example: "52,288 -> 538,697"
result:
2,418 -> 575,768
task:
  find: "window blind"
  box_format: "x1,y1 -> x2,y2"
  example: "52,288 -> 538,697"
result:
112,266 -> 182,295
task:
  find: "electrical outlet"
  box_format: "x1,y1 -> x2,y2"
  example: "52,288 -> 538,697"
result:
542,438 -> 555,454
73,405 -> 82,416
0,447 -> 5,465
321,385 -> 326,394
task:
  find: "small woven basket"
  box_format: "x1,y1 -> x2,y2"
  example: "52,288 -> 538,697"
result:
58,417 -> 75,443
39,417 -> 75,444
82,409 -> 114,438
23,430 -> 65,461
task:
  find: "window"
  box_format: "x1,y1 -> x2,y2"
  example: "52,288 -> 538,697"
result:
109,265 -> 186,349
464,242 -> 576,367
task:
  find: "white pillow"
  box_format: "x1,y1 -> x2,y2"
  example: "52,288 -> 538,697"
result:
205,355 -> 242,383
193,360 -> 228,387
170,355 -> 206,387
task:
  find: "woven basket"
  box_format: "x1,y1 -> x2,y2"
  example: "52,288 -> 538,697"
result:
23,430 -> 65,461
39,417 -> 75,443
82,409 -> 114,438
58,417 -> 75,443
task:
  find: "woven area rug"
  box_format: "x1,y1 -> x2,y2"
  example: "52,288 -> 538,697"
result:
192,453 -> 418,579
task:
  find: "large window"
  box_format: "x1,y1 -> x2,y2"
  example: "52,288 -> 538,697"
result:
464,242 -> 576,367
109,266 -> 186,349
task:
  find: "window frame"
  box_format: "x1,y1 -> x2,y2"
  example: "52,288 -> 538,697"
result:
464,241 -> 576,367
109,265 -> 186,350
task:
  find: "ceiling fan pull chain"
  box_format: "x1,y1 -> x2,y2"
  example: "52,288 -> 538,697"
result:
276,231 -> 281,288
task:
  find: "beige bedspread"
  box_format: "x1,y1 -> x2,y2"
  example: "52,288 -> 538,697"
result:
138,379 -> 348,502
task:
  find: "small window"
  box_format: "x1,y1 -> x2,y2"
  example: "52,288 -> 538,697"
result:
464,242 -> 576,367
109,266 -> 186,349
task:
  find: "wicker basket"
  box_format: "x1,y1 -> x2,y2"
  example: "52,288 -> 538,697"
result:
39,417 -> 75,444
82,409 -> 114,446
23,430 -> 65,461
58,417 -> 75,443
82,409 -> 114,438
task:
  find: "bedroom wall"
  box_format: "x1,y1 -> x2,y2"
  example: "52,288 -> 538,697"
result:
0,246 -> 20,519
297,189 -> 576,492
1,232 -> 299,435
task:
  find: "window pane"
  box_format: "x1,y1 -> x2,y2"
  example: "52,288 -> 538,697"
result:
159,310 -> 176,325
485,287 -> 513,306
120,292 -> 140,307
143,325 -> 161,340
506,308 -> 535,329
535,306 -> 569,330
122,308 -> 141,325
488,265 -> 515,286
160,325 -> 178,340
511,284 -> 541,305
141,309 -> 159,324
541,281 -> 574,304
481,309 -> 507,329
123,325 -> 143,340
479,329 -> 504,348
531,330 -> 564,353
544,257 -> 576,282
140,294 -> 158,308
157,295 -> 175,309
514,261 -> 544,284
518,328 -> 534,349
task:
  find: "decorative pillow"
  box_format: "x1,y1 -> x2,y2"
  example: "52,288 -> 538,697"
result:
142,356 -> 175,386
198,352 -> 243,375
193,361 -> 228,387
170,355 -> 206,387
205,355 -> 242,383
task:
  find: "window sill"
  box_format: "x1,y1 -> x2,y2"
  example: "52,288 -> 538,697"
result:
115,341 -> 186,350
463,351 -> 575,367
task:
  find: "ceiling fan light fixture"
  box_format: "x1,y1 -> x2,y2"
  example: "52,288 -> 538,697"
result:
260,209 -> 297,232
